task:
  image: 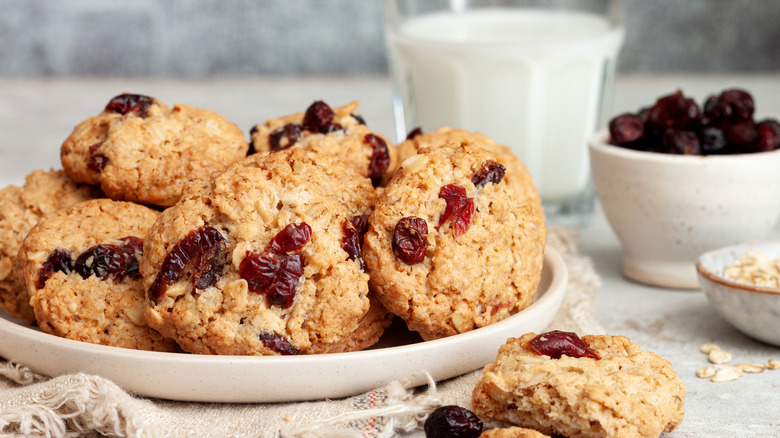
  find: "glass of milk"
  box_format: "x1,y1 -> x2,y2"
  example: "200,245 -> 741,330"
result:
385,0 -> 624,227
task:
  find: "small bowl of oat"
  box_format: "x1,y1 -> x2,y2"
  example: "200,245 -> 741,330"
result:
696,240 -> 780,346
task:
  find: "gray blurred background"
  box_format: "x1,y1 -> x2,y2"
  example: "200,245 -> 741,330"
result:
1,0 -> 779,77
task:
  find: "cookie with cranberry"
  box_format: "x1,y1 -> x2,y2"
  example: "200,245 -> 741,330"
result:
16,198 -> 177,351
395,127 -> 541,206
309,293 -> 393,353
249,100 -> 398,187
472,332 -> 686,438
363,141 -> 546,341
61,93 -> 248,207
0,169 -> 100,324
141,150 -> 373,355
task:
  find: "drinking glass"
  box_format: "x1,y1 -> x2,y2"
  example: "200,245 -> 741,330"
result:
385,0 -> 624,227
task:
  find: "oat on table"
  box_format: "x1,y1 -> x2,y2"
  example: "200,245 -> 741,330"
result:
249,100 -> 398,187
61,93 -> 249,207
16,198 -> 177,351
142,149 -> 380,355
473,332 -> 686,438
363,141 -> 546,341
0,169 -> 100,324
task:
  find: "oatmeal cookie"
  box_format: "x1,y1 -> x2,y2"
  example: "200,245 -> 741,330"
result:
0,169 -> 99,324
17,198 -> 177,351
472,332 -> 686,438
61,93 -> 248,207
141,150 -> 373,355
395,126 -> 541,206
480,427 -> 550,438
249,100 -> 398,187
363,141 -> 546,340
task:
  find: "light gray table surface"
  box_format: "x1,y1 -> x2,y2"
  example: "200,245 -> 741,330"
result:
0,75 -> 778,437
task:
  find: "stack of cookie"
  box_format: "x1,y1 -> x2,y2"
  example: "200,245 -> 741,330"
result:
0,94 -> 546,355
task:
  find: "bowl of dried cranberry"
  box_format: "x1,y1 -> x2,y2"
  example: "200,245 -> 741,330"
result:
589,88 -> 780,289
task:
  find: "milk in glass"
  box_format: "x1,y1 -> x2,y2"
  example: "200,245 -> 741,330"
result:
387,9 -> 624,204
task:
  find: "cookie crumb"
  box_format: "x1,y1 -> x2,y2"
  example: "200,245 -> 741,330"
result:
765,359 -> 780,370
700,343 -> 721,354
284,414 -> 293,422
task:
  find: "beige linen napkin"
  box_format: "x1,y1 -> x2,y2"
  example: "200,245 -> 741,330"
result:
0,227 -> 602,438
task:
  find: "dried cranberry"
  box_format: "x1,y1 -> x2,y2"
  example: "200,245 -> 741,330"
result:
105,93 -> 155,118
269,223 -> 312,254
248,126 -> 258,155
191,238 -> 227,290
239,223 -> 311,309
36,249 -> 74,289
265,254 -> 303,308
756,120 -> 780,152
119,236 -> 144,280
609,113 -> 645,146
74,244 -> 127,281
392,217 -> 428,265
319,122 -> 344,133
406,127 -> 423,140
424,405 -> 483,438
661,129 -> 701,155
350,215 -> 370,247
302,100 -> 336,133
528,330 -> 600,360
259,332 -> 299,355
351,113 -> 367,125
87,142 -> 108,172
342,219 -> 365,271
471,160 -> 506,189
238,251 -> 277,292
269,123 -> 303,151
645,91 -> 700,130
698,127 -> 729,155
148,226 -> 227,303
365,133 -> 390,187
719,89 -> 755,122
438,184 -> 474,236
723,120 -> 760,151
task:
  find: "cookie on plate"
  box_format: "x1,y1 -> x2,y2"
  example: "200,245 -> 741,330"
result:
395,126 -> 541,206
17,198 -> 177,351
363,141 -> 546,340
141,149 -> 374,355
472,331 -> 686,438
249,100 -> 398,187
0,169 -> 99,324
480,427 -> 550,438
61,93 -> 249,207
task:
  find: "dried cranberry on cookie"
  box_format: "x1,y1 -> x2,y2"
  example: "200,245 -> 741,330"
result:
141,149 -> 380,355
61,93 -> 249,207
249,100 -> 398,187
16,198 -> 177,351
363,141 -> 546,340
0,169 -> 100,324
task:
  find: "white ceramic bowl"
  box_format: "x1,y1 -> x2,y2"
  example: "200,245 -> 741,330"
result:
589,130 -> 780,289
696,241 -> 780,346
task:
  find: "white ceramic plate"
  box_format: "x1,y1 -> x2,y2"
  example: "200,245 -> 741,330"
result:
0,248 -> 566,403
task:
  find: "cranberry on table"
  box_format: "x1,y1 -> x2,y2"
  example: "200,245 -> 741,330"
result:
424,405 -> 483,438
528,330 -> 600,360
392,217 -> 428,265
